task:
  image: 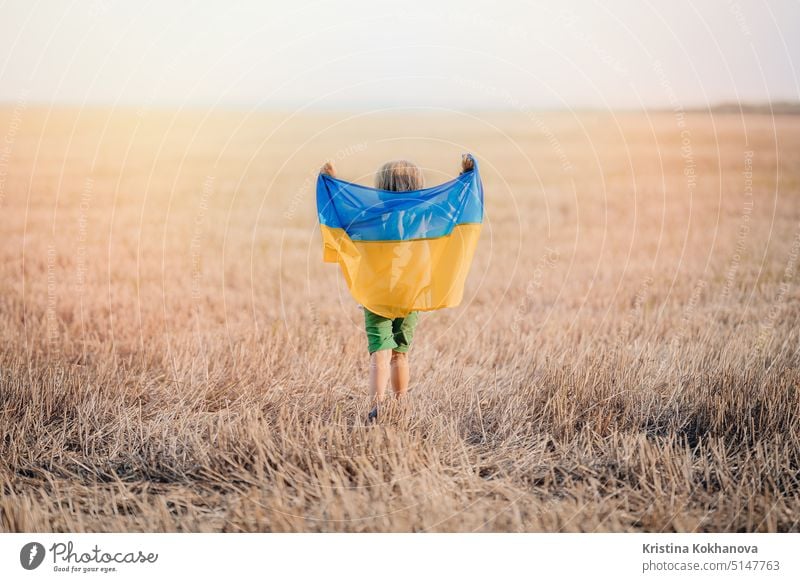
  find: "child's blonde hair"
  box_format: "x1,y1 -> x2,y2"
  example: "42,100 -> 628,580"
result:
374,160 -> 424,192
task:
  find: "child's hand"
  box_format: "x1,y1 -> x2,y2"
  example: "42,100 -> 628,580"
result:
460,154 -> 474,174
320,161 -> 337,177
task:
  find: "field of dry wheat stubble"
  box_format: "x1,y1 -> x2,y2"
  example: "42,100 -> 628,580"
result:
0,106 -> 798,532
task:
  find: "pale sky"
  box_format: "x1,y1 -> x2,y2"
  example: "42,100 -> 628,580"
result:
0,0 -> 798,109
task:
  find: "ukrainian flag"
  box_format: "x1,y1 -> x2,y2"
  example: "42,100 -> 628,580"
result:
316,157 -> 483,319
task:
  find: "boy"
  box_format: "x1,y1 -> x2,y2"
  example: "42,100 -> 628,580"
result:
320,155 -> 475,422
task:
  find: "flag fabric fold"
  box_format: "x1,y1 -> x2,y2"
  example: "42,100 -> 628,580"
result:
316,157 -> 484,319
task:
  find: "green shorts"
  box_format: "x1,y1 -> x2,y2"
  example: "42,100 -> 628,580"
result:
363,308 -> 419,354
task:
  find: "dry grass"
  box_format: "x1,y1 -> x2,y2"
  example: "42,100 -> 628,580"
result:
1,107 -> 799,532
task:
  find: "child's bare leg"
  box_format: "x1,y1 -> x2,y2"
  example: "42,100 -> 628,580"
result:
369,349 -> 391,406
390,351 -> 409,397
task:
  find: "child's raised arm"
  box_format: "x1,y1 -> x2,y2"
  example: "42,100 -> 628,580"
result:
320,160 -> 337,177
460,154 -> 474,174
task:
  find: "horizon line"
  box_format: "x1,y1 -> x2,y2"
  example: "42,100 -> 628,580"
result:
0,100 -> 798,115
